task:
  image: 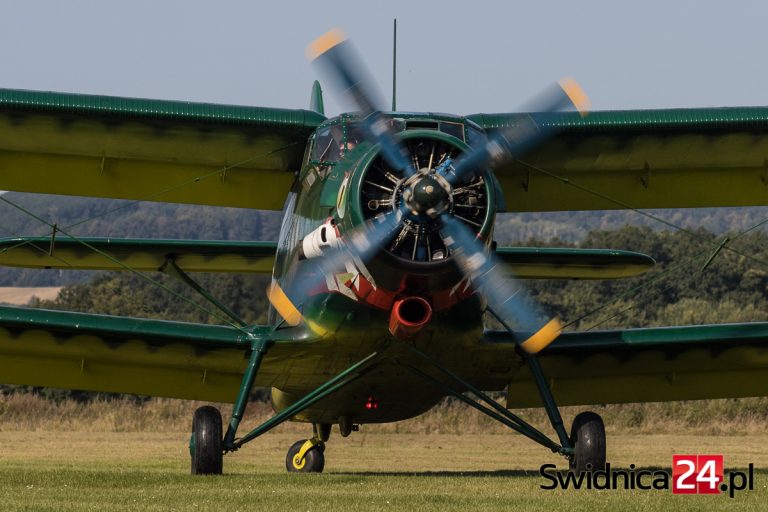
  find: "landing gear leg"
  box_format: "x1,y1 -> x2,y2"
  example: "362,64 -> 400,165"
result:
224,350 -> 380,472
223,338 -> 272,450
524,354 -> 606,470
188,338 -> 271,475
314,422 -> 332,442
523,354 -> 572,450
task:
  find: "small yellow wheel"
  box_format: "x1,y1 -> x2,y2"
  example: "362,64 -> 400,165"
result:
285,439 -> 325,473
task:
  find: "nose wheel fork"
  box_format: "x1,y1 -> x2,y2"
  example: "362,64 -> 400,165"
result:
286,437 -> 326,473
285,422 -> 331,473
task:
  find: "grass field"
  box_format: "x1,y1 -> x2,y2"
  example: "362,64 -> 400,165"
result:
0,432 -> 765,511
1,395 -> 767,511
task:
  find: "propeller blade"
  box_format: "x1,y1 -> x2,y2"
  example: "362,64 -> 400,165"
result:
307,29 -> 416,178
520,77 -> 591,116
315,207 -> 405,279
439,214 -> 561,353
269,208 -> 406,330
444,78 -> 589,187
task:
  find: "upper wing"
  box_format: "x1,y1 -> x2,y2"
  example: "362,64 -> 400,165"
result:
0,304 -> 322,402
0,88 -> 325,209
492,322 -> 768,408
468,108 -> 768,212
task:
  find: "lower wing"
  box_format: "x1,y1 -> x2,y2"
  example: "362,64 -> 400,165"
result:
0,305 -> 322,402
492,323 -> 768,407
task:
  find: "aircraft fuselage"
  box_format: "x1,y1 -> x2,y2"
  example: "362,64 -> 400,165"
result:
267,112 -> 520,425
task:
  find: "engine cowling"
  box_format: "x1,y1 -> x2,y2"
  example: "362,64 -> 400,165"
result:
335,130 -> 498,312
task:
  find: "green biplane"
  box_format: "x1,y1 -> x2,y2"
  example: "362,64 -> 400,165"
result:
1,29 -> 768,475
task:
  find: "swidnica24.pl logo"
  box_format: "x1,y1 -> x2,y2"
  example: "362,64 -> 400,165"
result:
540,454 -> 754,498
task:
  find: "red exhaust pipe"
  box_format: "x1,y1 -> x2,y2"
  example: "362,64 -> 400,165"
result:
388,297 -> 432,339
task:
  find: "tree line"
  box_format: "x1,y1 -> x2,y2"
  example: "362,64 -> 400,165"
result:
27,225 -> 768,330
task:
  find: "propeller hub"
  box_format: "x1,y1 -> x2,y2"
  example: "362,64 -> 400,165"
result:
402,172 -> 452,218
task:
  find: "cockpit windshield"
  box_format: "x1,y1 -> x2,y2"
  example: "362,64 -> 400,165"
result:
310,116 -> 467,164
311,125 -> 343,163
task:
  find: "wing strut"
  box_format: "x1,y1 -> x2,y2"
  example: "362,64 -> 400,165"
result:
159,257 -> 247,327
222,349 -> 381,452
398,342 -> 572,456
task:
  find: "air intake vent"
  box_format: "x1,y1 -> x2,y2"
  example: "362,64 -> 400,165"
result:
406,120 -> 439,130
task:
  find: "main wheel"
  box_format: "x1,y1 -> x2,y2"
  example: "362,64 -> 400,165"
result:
285,439 -> 325,473
569,411 -> 606,473
190,406 -> 223,475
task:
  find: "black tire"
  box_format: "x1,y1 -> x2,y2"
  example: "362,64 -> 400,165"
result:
285,439 -> 325,473
569,411 -> 606,473
190,406 -> 223,475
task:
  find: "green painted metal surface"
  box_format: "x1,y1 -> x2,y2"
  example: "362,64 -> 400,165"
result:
0,303 -> 322,403
495,246 -> 654,279
224,338 -> 272,448
468,107 -> 768,133
545,321 -> 768,350
309,80 -> 324,115
0,88 -> 325,128
0,304 -> 251,346
401,344 -> 560,451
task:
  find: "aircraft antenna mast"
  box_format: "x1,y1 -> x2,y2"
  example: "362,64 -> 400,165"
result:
392,18 -> 397,111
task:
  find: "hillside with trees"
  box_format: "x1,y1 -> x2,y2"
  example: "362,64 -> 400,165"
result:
5,192 -> 768,411
25,225 -> 768,331
0,192 -> 281,286
1,190 -> 768,330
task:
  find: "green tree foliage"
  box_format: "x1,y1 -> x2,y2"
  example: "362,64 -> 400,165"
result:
25,225 -> 768,332
31,272 -> 272,325
496,207 -> 768,244
0,192 -> 282,286
528,226 -> 768,330
15,224 -> 768,404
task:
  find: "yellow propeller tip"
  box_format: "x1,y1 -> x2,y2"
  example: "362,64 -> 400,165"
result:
520,317 -> 563,354
559,77 -> 591,117
267,280 -> 303,327
306,28 -> 347,61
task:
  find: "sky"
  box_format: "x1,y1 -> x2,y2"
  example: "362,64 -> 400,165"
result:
1,1 -> 767,117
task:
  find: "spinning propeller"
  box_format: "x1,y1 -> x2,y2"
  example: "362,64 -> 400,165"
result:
272,29 -> 589,354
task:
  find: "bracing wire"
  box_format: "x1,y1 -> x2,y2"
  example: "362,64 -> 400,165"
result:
514,159 -> 768,330
0,142 -> 300,257
0,143 -> 301,334
0,195 -> 252,333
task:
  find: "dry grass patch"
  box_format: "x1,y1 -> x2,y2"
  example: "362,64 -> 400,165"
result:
2,392 -> 768,436
0,286 -> 62,304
